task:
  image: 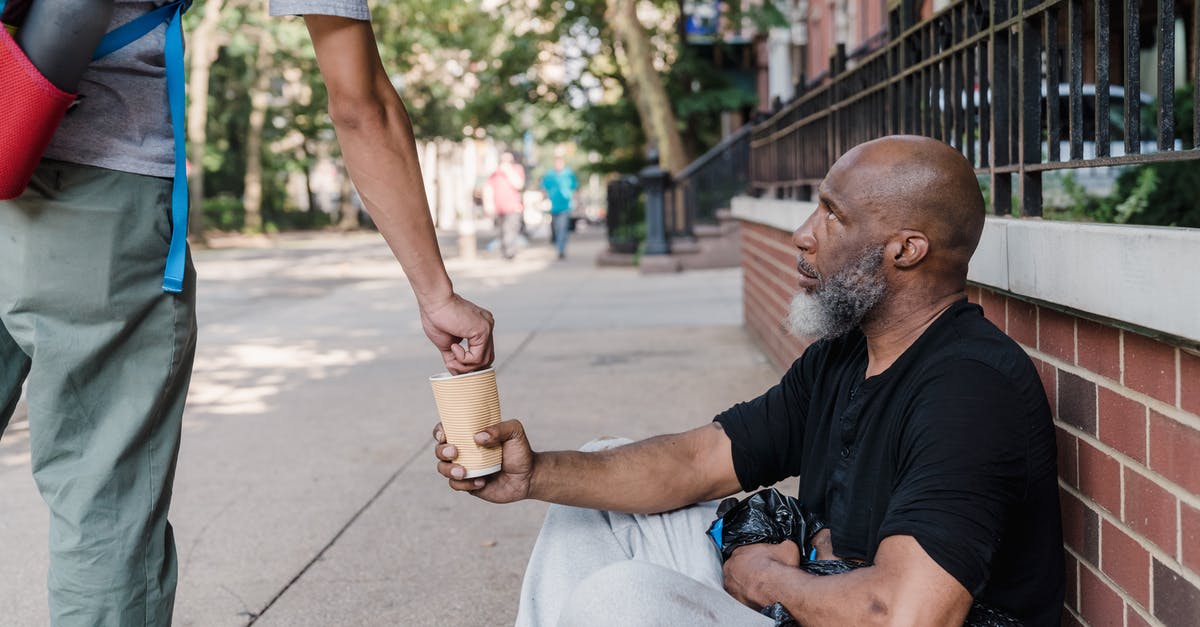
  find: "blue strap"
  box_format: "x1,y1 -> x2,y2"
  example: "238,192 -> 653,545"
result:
0,1 -> 8,17
92,2 -> 182,61
94,0 -> 192,293
160,1 -> 190,292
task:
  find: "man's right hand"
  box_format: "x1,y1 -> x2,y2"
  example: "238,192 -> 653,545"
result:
433,419 -> 534,504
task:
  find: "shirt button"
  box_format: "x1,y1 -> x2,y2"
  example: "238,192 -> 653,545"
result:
840,446 -> 851,458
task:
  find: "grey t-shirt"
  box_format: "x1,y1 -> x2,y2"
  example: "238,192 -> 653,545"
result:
43,1 -> 370,178
43,2 -> 175,178
268,0 -> 369,20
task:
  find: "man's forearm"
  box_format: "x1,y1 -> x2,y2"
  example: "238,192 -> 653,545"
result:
750,540 -> 969,627
528,424 -> 741,514
759,564 -> 897,626
333,92 -> 453,308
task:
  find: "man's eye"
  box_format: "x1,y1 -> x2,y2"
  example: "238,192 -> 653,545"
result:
826,210 -> 839,221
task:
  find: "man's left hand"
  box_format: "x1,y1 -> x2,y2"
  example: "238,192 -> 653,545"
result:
420,293 -> 495,374
723,540 -> 802,609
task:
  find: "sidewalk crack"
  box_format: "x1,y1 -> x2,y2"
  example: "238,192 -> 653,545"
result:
246,443 -> 426,624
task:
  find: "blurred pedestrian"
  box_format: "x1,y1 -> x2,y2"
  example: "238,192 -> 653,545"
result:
485,151 -> 526,260
541,153 -> 578,260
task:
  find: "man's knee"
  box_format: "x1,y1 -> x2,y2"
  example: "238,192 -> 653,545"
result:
557,560 -> 768,627
559,561 -> 671,626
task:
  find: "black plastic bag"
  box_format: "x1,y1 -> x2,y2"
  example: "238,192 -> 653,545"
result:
706,489 -> 1022,627
706,488 -> 814,562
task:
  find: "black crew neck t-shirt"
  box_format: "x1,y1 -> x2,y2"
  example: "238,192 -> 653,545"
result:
715,300 -> 1064,625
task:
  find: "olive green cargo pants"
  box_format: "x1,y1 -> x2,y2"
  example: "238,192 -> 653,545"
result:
0,160 -> 197,626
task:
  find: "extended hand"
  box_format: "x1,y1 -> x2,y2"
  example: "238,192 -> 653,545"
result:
723,541 -> 802,609
433,419 -> 534,504
420,293 -> 494,374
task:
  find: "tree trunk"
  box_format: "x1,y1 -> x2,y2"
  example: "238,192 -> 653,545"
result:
337,170 -> 358,230
605,0 -> 689,173
611,40 -> 656,148
304,169 -> 317,218
298,140 -> 316,218
242,23 -> 273,234
185,0 -> 228,244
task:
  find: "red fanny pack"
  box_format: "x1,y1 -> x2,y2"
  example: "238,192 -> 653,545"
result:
0,26 -> 76,200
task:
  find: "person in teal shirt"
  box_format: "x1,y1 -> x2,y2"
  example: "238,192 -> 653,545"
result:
541,154 -> 578,260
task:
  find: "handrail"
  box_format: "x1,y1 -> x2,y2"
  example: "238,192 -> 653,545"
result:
675,124 -> 754,181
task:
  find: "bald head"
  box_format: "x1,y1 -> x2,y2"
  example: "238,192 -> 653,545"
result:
826,135 -> 985,268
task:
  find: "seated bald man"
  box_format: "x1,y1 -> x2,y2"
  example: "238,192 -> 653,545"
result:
433,135 -> 1064,626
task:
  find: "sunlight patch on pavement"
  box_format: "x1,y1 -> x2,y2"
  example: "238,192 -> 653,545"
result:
272,259 -> 405,283
349,279 -> 417,294
0,418 -> 30,463
187,343 -> 379,416
1,452 -> 30,467
443,249 -> 556,281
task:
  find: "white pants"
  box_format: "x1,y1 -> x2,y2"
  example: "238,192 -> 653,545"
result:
515,439 -> 775,627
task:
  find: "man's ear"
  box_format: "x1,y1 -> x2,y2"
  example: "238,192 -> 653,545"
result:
887,230 -> 929,269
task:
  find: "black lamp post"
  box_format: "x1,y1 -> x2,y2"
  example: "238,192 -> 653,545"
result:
640,149 -> 671,256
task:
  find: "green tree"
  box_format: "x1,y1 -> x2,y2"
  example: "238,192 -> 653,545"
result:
539,0 -> 762,174
192,0 -> 767,236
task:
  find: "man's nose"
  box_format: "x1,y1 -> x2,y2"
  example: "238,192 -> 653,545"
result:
792,215 -> 817,252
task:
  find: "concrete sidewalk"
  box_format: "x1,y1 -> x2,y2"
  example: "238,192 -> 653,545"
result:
0,230 -> 781,626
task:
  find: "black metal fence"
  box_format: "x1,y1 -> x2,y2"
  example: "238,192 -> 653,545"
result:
606,125 -> 753,254
606,175 -> 643,254
666,124 -> 753,237
751,0 -> 1200,216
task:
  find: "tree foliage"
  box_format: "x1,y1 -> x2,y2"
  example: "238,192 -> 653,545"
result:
188,0 -> 762,232
1050,85 -> 1200,228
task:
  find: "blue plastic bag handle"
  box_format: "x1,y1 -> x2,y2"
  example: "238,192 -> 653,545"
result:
94,0 -> 193,293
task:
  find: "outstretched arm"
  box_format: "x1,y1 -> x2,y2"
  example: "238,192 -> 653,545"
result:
433,419 -> 744,514
303,15 -> 493,373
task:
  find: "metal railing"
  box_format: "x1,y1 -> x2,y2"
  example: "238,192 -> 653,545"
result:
751,0 -> 1200,216
606,175 -> 643,254
666,124 -> 753,238
605,125 -> 752,254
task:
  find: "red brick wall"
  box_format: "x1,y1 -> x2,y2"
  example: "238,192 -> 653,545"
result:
971,286 -> 1200,627
804,1 -> 835,80
740,220 -> 1200,626
741,221 -> 809,369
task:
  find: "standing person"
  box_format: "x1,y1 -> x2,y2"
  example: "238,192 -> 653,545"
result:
0,4 -> 495,626
540,153 -> 578,260
1,2 -> 197,624
485,151 -> 526,260
434,136 -> 1064,626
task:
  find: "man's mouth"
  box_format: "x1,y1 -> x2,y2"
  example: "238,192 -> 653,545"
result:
796,258 -> 821,289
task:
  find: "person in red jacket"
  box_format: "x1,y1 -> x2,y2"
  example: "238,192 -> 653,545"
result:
485,151 -> 526,260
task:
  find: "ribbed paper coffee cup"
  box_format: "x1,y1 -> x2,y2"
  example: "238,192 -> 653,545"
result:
430,368 -> 503,478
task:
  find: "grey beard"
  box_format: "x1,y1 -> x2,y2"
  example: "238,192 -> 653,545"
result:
786,246 -> 888,340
